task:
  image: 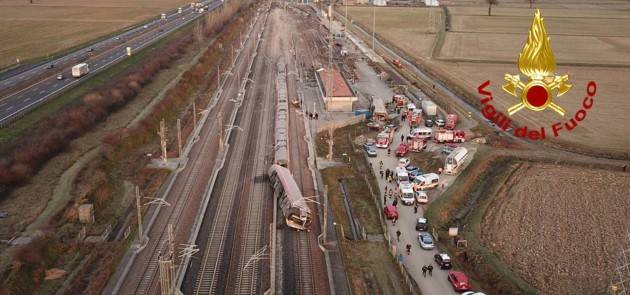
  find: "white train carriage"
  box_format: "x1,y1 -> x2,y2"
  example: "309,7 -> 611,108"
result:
268,164 -> 312,230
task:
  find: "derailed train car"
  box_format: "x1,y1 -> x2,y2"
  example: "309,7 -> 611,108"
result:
268,164 -> 312,231
274,61 -> 289,167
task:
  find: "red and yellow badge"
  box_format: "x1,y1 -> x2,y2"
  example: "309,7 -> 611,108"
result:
476,9 -> 598,140
502,10 -> 572,116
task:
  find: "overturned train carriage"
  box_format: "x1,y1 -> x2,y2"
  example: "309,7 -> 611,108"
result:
268,164 -> 312,230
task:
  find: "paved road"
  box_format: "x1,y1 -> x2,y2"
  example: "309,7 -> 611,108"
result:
0,0 -> 221,127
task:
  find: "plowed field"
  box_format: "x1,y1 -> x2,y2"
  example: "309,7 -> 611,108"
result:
481,163 -> 630,294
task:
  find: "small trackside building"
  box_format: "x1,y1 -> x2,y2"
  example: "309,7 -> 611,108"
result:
316,68 -> 358,112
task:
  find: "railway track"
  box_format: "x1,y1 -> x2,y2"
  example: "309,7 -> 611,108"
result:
185,10 -> 273,295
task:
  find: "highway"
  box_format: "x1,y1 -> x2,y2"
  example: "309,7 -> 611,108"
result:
0,0 -> 222,127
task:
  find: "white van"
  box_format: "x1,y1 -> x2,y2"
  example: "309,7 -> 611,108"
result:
400,184 -> 415,205
413,173 -> 440,190
409,127 -> 433,139
395,167 -> 410,185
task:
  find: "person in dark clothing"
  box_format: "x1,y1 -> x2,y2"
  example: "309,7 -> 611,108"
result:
392,217 -> 397,226
400,134 -> 404,142
414,204 -> 418,214
384,194 -> 387,205
396,230 -> 401,241
385,168 -> 391,179
315,113 -> 319,119
387,148 -> 391,156
427,264 -> 433,276
406,244 -> 412,255
422,265 -> 427,277
392,199 -> 398,207
380,170 -> 384,178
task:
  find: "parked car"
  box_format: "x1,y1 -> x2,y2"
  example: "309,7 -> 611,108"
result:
0,211 -> 7,219
415,191 -> 428,204
424,119 -> 434,127
405,165 -> 420,174
384,205 -> 398,219
56,74 -> 64,80
418,232 -> 434,250
365,146 -> 377,157
436,117 -> 446,127
408,170 -> 423,179
398,157 -> 410,167
416,217 -> 428,231
447,271 -> 472,292
434,253 -> 452,269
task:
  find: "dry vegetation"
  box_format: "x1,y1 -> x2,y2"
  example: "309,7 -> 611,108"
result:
0,0 -> 191,68
0,1 -> 252,292
344,2 -> 630,158
481,163 -> 630,294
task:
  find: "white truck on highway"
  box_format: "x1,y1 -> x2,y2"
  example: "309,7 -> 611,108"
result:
72,63 -> 89,78
421,100 -> 437,117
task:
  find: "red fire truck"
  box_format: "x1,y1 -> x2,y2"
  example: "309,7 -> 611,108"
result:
410,136 -> 427,152
395,143 -> 410,157
409,109 -> 422,127
393,94 -> 406,109
446,114 -> 458,130
376,128 -> 395,148
434,130 -> 466,143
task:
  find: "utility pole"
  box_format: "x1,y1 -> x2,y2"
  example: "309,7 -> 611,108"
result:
218,112 -> 224,150
135,185 -> 143,241
372,3 -> 376,51
327,0 -> 334,110
158,224 -> 175,295
323,185 -> 329,243
176,119 -> 182,157
158,119 -> 168,164
193,101 -> 197,128
327,127 -> 334,160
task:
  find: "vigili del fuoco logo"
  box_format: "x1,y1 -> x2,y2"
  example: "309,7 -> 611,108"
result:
477,9 -> 597,140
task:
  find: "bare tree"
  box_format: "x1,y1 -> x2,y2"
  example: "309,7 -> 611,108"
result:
487,0 -> 498,16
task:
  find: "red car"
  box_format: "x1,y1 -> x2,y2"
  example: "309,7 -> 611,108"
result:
447,271 -> 471,292
383,205 -> 398,219
395,143 -> 409,157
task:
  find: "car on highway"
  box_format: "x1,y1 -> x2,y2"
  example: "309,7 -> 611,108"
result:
436,117 -> 446,127
424,119 -> 433,127
408,169 -> 422,179
47,63 -> 54,69
434,253 -> 452,269
415,217 -> 428,231
56,74 -> 64,80
415,191 -> 428,204
87,48 -> 94,52
398,157 -> 410,167
143,24 -> 149,29
418,232 -> 434,250
384,205 -> 398,219
448,271 -> 472,292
